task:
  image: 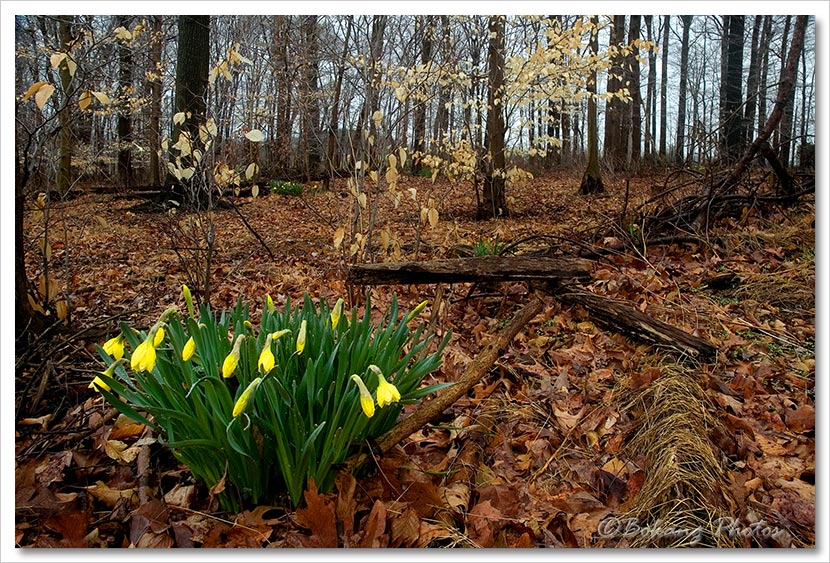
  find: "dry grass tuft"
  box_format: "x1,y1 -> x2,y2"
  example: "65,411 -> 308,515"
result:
616,363 -> 740,547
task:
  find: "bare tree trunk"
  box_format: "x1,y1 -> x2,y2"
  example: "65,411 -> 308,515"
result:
323,17 -> 352,189
603,15 -> 626,169
674,16 -> 692,164
627,15 -> 642,167
479,15 -> 508,218
757,16 -> 773,136
580,16 -> 604,194
743,16 -> 763,144
644,15 -> 657,159
412,15 -> 433,174
274,16 -> 291,176
659,15 -> 670,160
433,15 -> 451,151
148,15 -> 163,186
57,15 -> 74,194
777,16 -> 798,167
117,15 -> 135,187
299,15 -> 322,181
720,15 -> 745,160
714,15 -> 808,195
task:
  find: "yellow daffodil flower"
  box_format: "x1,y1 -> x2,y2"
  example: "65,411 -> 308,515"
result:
182,284 -> 195,318
153,326 -> 165,347
296,320 -> 307,355
89,359 -> 125,392
258,334 -> 275,373
350,374 -> 375,418
330,298 -> 344,329
182,336 -> 196,361
131,334 -> 158,372
233,377 -> 262,417
369,365 -> 401,408
102,334 -> 125,360
222,334 -> 246,378
272,329 -> 291,341
406,300 -> 429,322
266,294 -> 275,314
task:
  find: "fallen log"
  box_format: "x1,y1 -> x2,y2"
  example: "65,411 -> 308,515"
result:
347,256 -> 592,286
549,284 -> 717,360
343,297 -> 543,472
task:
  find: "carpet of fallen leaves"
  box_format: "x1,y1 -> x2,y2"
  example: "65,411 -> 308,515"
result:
15,170 -> 815,549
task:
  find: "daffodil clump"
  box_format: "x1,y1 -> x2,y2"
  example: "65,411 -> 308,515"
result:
93,289 -> 449,510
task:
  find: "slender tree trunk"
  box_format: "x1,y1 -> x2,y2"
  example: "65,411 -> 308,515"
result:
580,16 -> 604,195
743,16 -> 763,144
715,15 -> 808,195
299,16 -> 321,181
433,15 -> 451,152
480,15 -> 508,218
772,16 -> 791,153
720,15 -> 745,160
117,15 -> 135,187
57,15 -> 74,194
274,16 -> 291,176
644,15 -> 657,159
412,15 -> 433,173
778,16 -> 797,166
323,17 -> 352,189
148,15 -> 163,185
627,15 -> 642,166
170,15 -> 210,200
757,15 -> 773,137
674,16 -> 692,164
659,15 -> 670,160
604,15 -> 626,169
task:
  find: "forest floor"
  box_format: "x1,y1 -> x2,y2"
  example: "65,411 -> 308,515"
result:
14,169 -> 815,548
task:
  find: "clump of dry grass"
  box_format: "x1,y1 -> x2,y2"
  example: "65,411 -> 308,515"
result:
616,364 -> 740,547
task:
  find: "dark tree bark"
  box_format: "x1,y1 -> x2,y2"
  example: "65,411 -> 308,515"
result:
714,15 -> 808,195
674,16 -> 692,164
757,16 -> 773,135
580,15 -> 604,194
720,15 -> 745,160
170,15 -> 210,195
659,15 -> 670,159
773,16 -> 791,154
627,15 -> 642,166
433,15 -> 452,150
480,15 -> 508,218
273,16 -> 292,175
743,16 -> 763,143
117,15 -> 135,187
323,17 -> 352,189
777,16 -> 798,167
412,15 -> 433,174
603,15 -> 627,169
147,15 -> 163,186
299,15 -> 322,181
644,15 -> 657,159
57,15 -> 74,194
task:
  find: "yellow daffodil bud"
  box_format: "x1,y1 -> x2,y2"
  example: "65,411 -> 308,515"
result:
102,334 -> 125,360
296,320 -> 307,355
222,334 -> 246,378
370,365 -> 401,408
258,334 -> 275,373
266,294 -> 275,314
330,298 -> 344,329
350,374 -> 375,418
271,329 -> 291,341
406,300 -> 429,322
243,320 -> 254,332
153,326 -> 165,347
182,284 -> 195,318
131,337 -> 157,372
233,377 -> 262,417
182,336 -> 196,361
89,359 -> 125,392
